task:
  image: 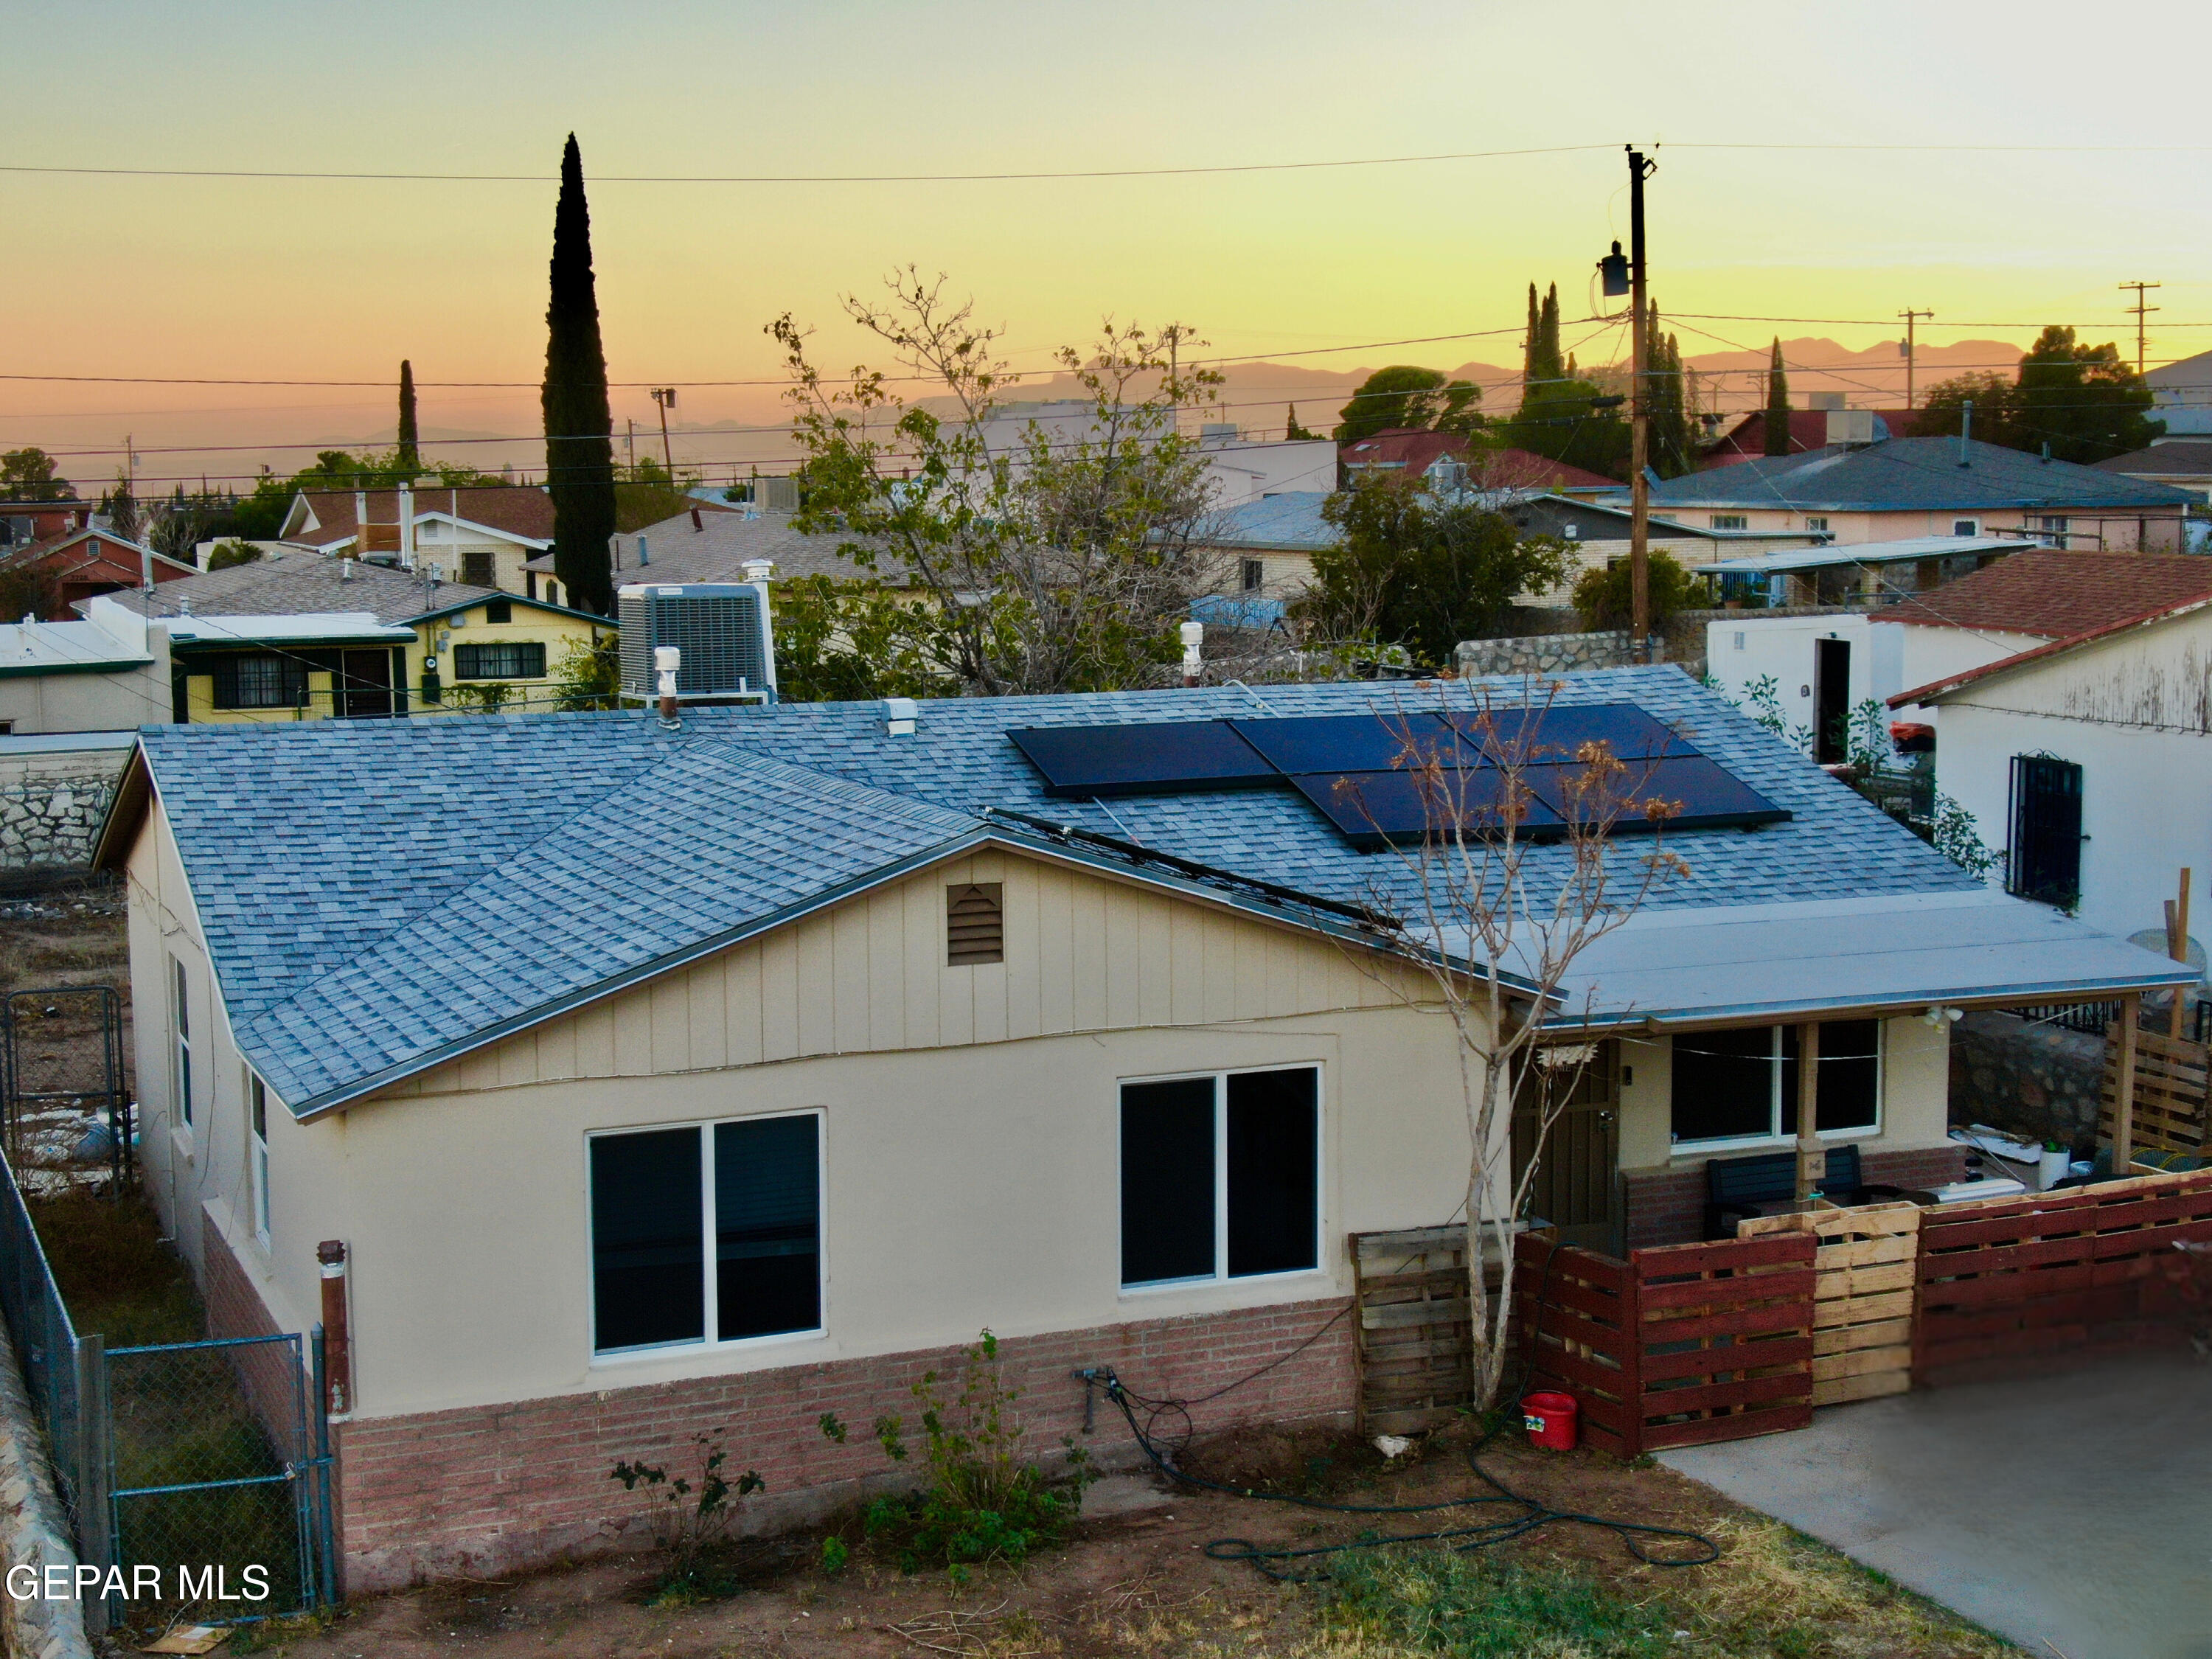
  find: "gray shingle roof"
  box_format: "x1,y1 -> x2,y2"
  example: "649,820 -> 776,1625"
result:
1198,493 -> 1339,551
534,508 -> 912,586
138,669 -> 1982,1114
100,550 -> 502,627
1636,437 -> 2200,512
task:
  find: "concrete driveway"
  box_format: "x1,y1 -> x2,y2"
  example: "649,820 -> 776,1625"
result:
1658,1352 -> 2212,1659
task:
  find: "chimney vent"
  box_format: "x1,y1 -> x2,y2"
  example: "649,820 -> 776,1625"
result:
741,559 -> 774,582
883,696 -> 917,736
690,507 -> 703,530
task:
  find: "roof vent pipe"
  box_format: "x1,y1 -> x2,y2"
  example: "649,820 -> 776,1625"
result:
690,507 -> 703,531
741,559 -> 774,582
638,535 -> 650,567
1180,619 -> 1205,688
655,644 -> 682,729
1958,400 -> 1972,467
883,696 -> 917,737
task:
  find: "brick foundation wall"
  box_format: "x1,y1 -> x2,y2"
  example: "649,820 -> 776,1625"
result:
1625,1146 -> 1969,1248
333,1296 -> 1354,1592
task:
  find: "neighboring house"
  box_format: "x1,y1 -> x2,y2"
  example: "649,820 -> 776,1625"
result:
1708,549 -> 2212,761
546,507 -> 908,606
1892,589 -> 2212,941
1700,409 -> 1888,469
1628,435 -> 2197,549
0,525 -> 195,611
0,498 -> 99,549
0,597 -> 166,735
2092,438 -> 2212,508
2145,348 -> 2212,438
1195,429 -> 1338,504
1703,534 -> 2039,611
97,669 -> 2180,1588
1339,428 -> 1470,490
281,487 -> 557,593
95,549 -> 609,721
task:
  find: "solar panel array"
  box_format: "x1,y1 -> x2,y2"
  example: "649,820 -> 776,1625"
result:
1006,703 -> 1790,849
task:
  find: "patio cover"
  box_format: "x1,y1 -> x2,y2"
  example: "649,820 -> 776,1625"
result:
1529,889 -> 2196,1031
1700,535 -> 2040,577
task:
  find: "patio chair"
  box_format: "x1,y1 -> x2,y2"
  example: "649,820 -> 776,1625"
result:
1703,1144 -> 1935,1239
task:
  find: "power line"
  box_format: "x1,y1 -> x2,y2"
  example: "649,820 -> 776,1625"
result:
0,144 -> 1614,187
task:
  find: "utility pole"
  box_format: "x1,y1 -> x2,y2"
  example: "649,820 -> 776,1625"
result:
650,388 -> 677,478
2119,281 -> 2161,375
625,417 -> 636,473
1898,309 -> 1933,410
1627,147 -> 1655,662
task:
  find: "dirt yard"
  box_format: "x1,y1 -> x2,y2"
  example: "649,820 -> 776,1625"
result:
228,1420 -> 2015,1659
0,877 -> 133,1189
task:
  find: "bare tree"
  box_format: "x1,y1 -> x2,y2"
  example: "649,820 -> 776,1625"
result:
1349,681 -> 1688,1409
770,270 -> 1239,696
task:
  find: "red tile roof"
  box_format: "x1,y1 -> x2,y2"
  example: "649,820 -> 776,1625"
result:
1872,549 -> 2212,639
1340,428 -> 1468,477
1700,410 -> 1837,467
292,487 -> 557,546
1478,447 -> 1618,491
1338,431 -> 1615,491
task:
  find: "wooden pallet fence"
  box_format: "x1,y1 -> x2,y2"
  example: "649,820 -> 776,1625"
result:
1629,1233 -> 1817,1452
2098,1025 -> 2208,1156
1514,1234 -> 1638,1457
1351,1225 -> 1489,1436
1738,1202 -> 1919,1405
1915,1168 -> 2212,1377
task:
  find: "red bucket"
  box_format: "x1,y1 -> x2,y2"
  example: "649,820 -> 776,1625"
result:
1521,1391 -> 1579,1451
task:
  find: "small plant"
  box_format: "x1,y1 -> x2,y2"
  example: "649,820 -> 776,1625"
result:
1844,698 -> 1893,773
443,679 -> 516,715
819,1535 -> 849,1576
1736,673 -> 1791,740
819,1329 -> 1091,1576
1929,790 -> 1998,882
608,1430 -> 764,1604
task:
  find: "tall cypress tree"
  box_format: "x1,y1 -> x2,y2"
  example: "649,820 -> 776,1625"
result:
1762,338 -> 1792,457
1646,303 -> 1696,479
541,133 -> 616,614
396,360 -> 420,474
1522,283 -> 1542,386
1535,284 -> 1564,385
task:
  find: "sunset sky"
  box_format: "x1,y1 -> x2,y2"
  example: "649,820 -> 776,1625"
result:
7,0 -> 2210,493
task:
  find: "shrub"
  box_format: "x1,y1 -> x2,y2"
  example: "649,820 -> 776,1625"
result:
820,1329 -> 1090,1578
1570,549 -> 1711,633
608,1430 -> 764,1604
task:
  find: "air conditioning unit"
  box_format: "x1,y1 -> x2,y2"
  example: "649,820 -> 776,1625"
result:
1825,409 -> 1877,447
617,582 -> 775,703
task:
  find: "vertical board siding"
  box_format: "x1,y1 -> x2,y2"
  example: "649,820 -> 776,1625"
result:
402,853 -> 1425,1093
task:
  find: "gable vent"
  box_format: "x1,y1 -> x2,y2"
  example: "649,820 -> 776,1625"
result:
946,883 -> 1004,966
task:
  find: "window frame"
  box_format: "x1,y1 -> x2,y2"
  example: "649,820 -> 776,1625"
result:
453,641 -> 547,681
215,653 -> 307,711
1710,513 -> 1748,531
169,956 -> 193,1130
1667,1024 -> 1884,1152
585,1109 -> 827,1362
247,1071 -> 271,1247
1118,1063 -> 1324,1294
1951,517 -> 1981,538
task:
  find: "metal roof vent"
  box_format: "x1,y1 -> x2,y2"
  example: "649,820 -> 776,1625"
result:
617,582 -> 775,704
883,696 -> 917,736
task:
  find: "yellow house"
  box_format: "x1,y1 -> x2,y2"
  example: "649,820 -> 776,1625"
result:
94,547 -> 611,721
94,674 -> 2186,1590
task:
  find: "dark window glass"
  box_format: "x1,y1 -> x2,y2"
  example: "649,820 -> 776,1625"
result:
483,598 -> 512,624
1671,1027 -> 1775,1143
454,641 -> 546,680
714,1116 -> 821,1340
1784,1021 -> 1881,1133
218,653 -> 305,709
1121,1078 -> 1216,1285
590,1129 -> 703,1352
1226,1068 -> 1318,1277
462,551 -> 497,587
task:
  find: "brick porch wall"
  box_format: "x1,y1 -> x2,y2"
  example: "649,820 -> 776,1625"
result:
1624,1145 -> 1969,1248
333,1296 -> 1354,1592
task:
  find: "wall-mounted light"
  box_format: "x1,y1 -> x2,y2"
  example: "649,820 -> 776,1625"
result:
1922,1004 -> 1964,1029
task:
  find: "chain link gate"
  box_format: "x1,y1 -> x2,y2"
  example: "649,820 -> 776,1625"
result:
102,1331 -> 335,1630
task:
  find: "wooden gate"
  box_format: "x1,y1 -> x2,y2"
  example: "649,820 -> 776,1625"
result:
2099,1023 -> 2208,1158
1512,1043 -> 1621,1252
1738,1203 -> 1919,1405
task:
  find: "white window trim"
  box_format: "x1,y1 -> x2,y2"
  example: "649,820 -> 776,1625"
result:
247,1071 -> 271,1249
1117,1062 -> 1326,1295
1669,1025 -> 1883,1153
586,1109 -> 827,1364
1951,517 -> 1981,538
169,956 -> 193,1133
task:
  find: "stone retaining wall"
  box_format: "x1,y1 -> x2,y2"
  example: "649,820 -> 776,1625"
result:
1949,1010 -> 2107,1150
0,752 -> 127,872
1453,630 -> 1636,677
0,1310 -> 96,1658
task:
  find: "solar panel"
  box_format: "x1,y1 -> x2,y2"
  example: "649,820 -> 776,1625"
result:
1524,754 -> 1788,833
1441,703 -> 1691,765
1227,713 -> 1464,775
1006,721 -> 1278,798
1286,769 -> 1566,850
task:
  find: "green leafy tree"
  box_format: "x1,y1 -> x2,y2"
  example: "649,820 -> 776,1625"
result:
540,133 -> 617,614
1283,403 -> 1318,441
772,271 -> 1231,696
1332,366 -> 1481,443
1571,549 -> 1711,632
1293,474 -> 1570,667
1,448 -> 74,501
771,574 -> 961,702
0,562 -> 63,621
206,540 -> 262,571
397,360 -> 420,473
1914,328 -> 2163,462
1523,282 -> 1567,388
1646,307 -> 1696,479
1763,338 -> 1791,457
550,633 -> 621,710
1501,381 -> 1629,480
104,473 -> 141,543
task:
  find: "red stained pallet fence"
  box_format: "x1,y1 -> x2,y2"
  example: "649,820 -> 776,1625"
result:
1516,1230 -> 1816,1457
1914,1168 -> 2212,1377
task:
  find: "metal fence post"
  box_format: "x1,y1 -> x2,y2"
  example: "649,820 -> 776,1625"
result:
74,1335 -> 111,1637
311,1324 -> 338,1609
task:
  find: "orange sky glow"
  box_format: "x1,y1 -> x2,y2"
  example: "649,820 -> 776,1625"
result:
6,0 -> 2209,495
